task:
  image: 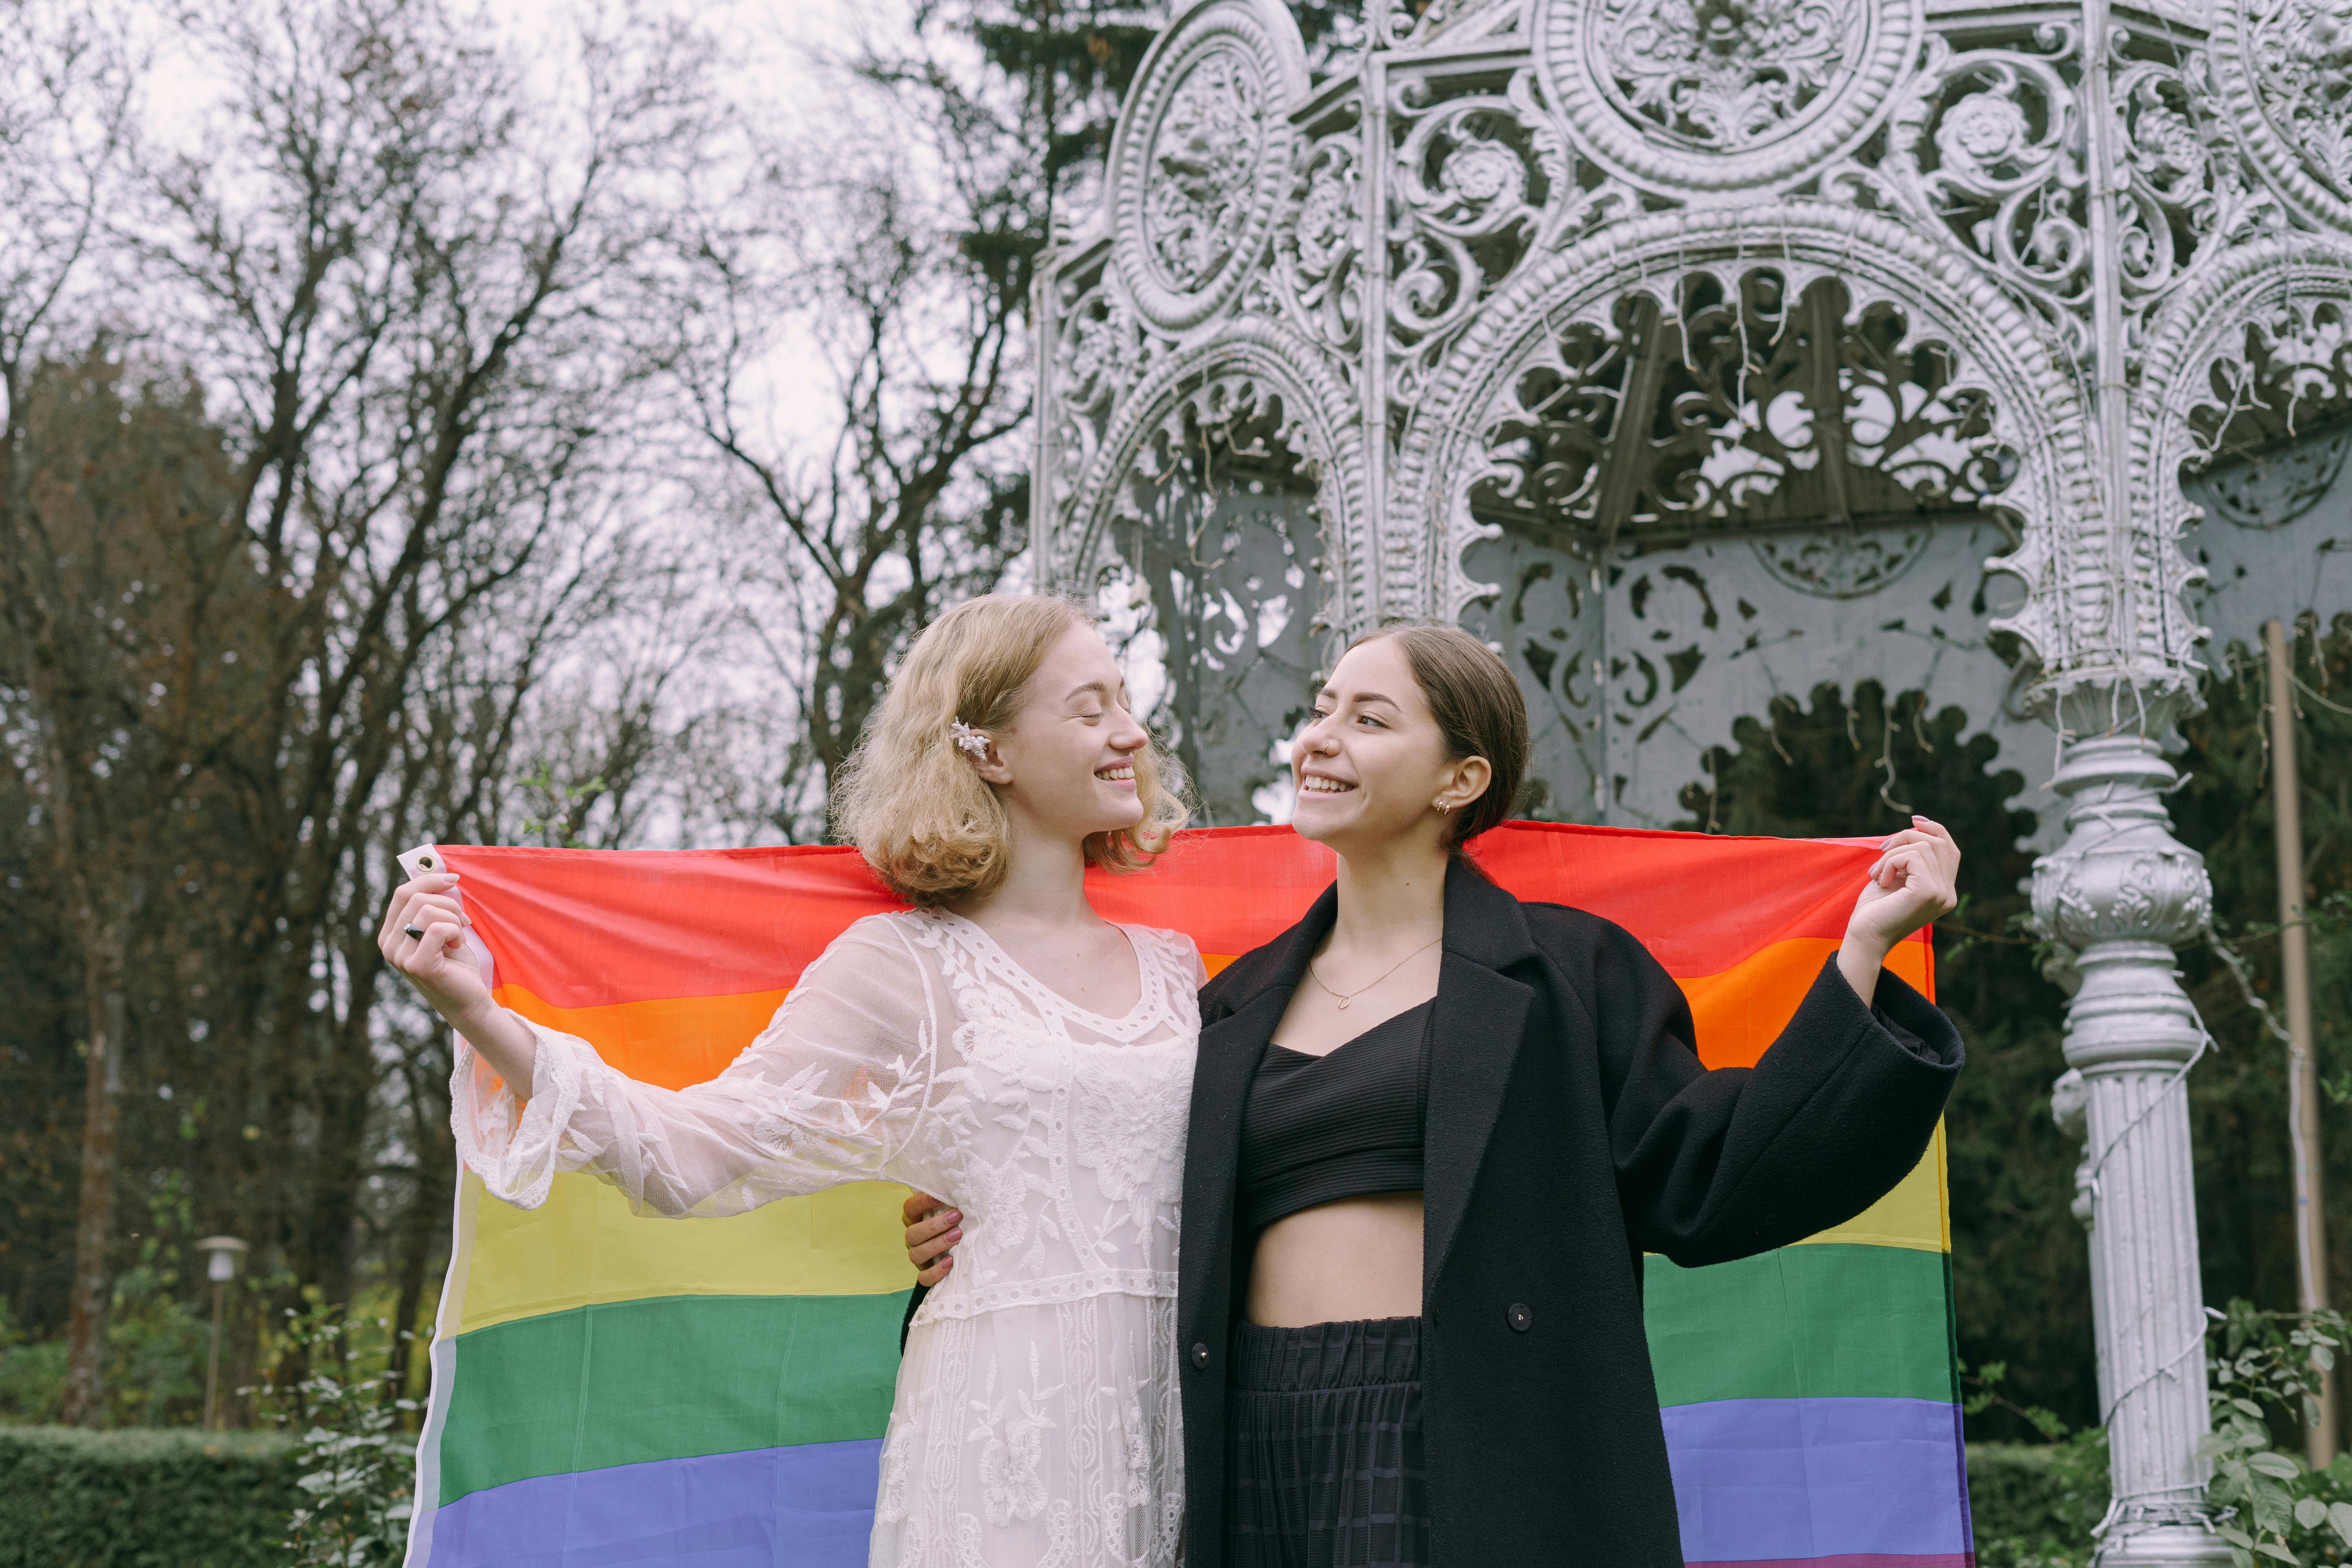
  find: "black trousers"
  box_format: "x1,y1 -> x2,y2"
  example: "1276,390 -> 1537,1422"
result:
1222,1316 -> 1430,1568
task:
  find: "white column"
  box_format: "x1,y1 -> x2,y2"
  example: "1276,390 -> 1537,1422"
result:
2031,698 -> 2226,1565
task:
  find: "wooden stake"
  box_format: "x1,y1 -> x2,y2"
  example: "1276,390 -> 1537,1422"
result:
2268,617 -> 2336,1468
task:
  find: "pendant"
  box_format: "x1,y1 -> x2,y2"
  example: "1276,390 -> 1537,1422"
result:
1335,996 -> 1352,1009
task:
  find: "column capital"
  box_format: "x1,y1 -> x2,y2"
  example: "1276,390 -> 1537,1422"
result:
2031,724 -> 2214,989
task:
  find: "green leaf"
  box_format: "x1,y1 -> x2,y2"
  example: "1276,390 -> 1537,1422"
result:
2224,1525 -> 2258,1548
2253,1452 -> 2305,1479
2328,1501 -> 2352,1545
2240,1398 -> 2272,1419
2257,1543 -> 2300,1565
2300,1498 -> 2330,1529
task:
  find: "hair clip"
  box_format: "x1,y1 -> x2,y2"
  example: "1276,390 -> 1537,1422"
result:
949,719 -> 991,759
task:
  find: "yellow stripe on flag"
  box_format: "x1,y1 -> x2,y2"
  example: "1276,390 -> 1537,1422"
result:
458,1172 -> 916,1334
1794,1121 -> 1947,1252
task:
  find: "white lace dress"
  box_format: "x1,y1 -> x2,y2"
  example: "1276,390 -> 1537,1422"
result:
452,909 -> 1203,1568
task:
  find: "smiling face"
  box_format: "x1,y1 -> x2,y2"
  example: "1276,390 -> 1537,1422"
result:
1289,635 -> 1490,855
980,622 -> 1151,845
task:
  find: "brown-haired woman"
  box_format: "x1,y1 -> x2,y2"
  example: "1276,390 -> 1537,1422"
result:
905,622 -> 1964,1568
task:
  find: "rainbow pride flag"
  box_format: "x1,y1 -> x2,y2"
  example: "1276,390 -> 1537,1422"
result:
401,822 -> 1968,1568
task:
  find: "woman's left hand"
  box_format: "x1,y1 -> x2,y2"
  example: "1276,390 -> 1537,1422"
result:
1838,817 -> 1960,1002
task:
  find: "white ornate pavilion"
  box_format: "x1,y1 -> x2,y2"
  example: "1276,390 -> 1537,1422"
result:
1028,0 -> 2352,1555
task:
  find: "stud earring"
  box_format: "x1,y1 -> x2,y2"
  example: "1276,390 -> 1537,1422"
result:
1434,800 -> 1452,815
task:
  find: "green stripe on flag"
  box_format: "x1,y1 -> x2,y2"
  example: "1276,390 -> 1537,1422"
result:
439,1289 -> 909,1504
1644,1243 -> 1955,1407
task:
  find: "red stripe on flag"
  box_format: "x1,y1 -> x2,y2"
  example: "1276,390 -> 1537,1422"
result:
437,822 -> 1909,1011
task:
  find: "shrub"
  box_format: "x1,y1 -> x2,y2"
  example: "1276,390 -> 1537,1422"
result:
1969,1433 -> 2111,1568
0,1426 -> 300,1568
266,1308 -> 417,1568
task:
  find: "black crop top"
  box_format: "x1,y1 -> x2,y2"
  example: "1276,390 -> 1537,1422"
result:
1237,999 -> 1432,1234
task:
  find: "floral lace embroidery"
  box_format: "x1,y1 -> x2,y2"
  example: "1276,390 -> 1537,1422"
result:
452,907 -> 1198,1568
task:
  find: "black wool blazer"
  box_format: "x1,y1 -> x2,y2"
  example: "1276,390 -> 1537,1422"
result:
1176,857 -> 1963,1566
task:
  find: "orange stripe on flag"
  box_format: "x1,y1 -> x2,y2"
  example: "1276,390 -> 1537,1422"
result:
496,935 -> 1931,1094
495,985 -> 788,1091
1679,938 -> 1931,1069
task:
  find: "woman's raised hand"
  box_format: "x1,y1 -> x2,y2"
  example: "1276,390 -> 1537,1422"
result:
1843,816 -> 1961,971
379,871 -> 492,1027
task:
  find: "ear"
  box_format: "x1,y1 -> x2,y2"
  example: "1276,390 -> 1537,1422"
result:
966,739 -> 1014,788
1439,755 -> 1492,814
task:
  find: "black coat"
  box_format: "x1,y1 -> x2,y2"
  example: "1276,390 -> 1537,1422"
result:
1175,858 -> 1963,1566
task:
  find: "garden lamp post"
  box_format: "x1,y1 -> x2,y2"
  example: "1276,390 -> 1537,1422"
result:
195,1236 -> 248,1432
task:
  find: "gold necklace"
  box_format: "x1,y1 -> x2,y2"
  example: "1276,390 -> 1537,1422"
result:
1308,935 -> 1441,1010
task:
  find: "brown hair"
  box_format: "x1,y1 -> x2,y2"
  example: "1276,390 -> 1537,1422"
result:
1350,622 -> 1529,849
831,593 -> 1190,905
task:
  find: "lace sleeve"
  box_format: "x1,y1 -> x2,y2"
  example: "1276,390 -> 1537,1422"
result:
451,915 -> 940,1216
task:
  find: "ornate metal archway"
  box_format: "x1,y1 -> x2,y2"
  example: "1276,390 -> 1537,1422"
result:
1031,0 -> 2352,1558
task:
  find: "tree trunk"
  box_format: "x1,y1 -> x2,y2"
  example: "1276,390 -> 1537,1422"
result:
388,1153 -> 449,1406
60,969 -> 125,1428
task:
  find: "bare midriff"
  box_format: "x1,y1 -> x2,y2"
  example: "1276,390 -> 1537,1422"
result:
1245,937 -> 1440,1329
1245,1191 -> 1425,1327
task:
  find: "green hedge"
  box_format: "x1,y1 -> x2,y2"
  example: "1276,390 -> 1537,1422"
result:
1968,1436 -> 2113,1568
0,1426 -> 301,1568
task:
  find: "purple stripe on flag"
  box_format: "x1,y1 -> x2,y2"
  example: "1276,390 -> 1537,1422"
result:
1686,1558 -> 1973,1568
1662,1396 -> 1971,1563
424,1439 -> 880,1568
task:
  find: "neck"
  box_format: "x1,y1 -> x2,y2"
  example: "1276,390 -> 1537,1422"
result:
956,806 -> 1097,932
1327,832 -> 1450,955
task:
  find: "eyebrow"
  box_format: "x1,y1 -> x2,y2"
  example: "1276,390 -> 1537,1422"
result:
1067,681 -> 1116,704
1319,689 -> 1400,709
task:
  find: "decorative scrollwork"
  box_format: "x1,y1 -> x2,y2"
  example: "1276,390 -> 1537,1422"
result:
2213,0 -> 2352,232
1469,266 -> 2017,598
2114,55 -> 2282,312
1278,124 -> 1365,355
1390,72 -> 1576,345
1060,321 -> 1370,631
2186,296 -> 2352,462
1384,68 -> 1628,432
1096,450 -> 1324,826
1047,281 -> 1147,514
1147,58 -> 1265,293
1107,0 -> 1309,334
1599,0 -> 1868,152
1534,0 -> 1926,196
1868,29 -> 2094,354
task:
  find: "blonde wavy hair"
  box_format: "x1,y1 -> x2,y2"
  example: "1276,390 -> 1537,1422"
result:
831,593 -> 1190,906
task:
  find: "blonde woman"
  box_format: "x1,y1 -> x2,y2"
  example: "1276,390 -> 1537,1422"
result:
380,594 -> 1203,1568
